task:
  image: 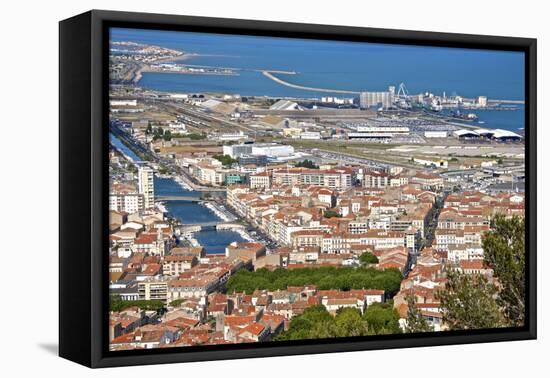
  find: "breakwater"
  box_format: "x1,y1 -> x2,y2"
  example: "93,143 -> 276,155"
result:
261,70 -> 361,95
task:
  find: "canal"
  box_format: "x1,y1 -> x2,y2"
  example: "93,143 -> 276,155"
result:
110,133 -> 141,162
110,133 -> 246,254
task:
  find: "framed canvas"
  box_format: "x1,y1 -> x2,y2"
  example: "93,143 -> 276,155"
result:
59,10 -> 536,368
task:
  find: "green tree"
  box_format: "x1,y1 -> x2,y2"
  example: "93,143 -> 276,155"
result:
295,159 -> 319,169
404,295 -> 434,333
324,209 -> 341,218
301,305 -> 334,323
188,132 -> 207,140
169,298 -> 185,307
362,302 -> 402,334
213,154 -> 238,167
225,266 -> 402,295
276,305 -> 336,341
276,303 -> 403,341
277,306 -> 371,340
163,130 -> 172,141
482,215 -> 525,326
308,321 -> 341,339
437,269 -> 504,330
359,251 -> 379,266
109,295 -> 165,313
335,308 -> 369,337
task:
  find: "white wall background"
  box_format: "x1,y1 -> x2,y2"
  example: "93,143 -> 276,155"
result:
1,0 -> 546,375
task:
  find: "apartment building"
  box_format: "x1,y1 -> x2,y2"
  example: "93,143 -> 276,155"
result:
109,193 -> 144,214
138,165 -> 155,209
363,171 -> 389,188
249,172 -> 271,189
162,255 -> 198,276
138,278 -> 169,302
272,167 -> 353,190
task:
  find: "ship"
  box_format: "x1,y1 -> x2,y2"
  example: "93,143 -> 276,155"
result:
450,109 -> 478,121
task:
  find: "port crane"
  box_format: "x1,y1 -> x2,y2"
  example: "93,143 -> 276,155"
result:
395,82 -> 413,109
396,82 -> 410,99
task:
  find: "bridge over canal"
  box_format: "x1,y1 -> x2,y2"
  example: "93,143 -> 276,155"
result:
156,195 -> 203,202
177,222 -> 246,232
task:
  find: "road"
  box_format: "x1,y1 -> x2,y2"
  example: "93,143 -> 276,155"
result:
403,192 -> 446,278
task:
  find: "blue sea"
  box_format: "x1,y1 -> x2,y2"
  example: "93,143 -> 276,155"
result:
110,28 -> 526,131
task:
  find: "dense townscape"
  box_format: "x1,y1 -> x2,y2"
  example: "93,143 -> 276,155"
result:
108,39 -> 526,351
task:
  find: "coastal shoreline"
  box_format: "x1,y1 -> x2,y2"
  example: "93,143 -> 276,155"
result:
133,53 -> 199,83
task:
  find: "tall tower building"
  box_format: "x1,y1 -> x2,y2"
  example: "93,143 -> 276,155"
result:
138,165 -> 154,209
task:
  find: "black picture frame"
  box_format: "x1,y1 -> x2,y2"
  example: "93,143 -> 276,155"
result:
59,9 -> 537,368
